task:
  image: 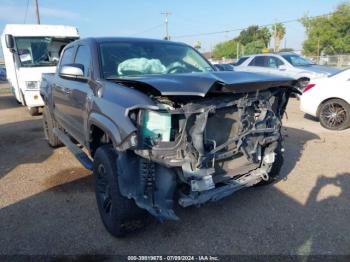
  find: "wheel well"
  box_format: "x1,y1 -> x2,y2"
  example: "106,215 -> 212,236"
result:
297,77 -> 310,87
90,125 -> 112,157
297,77 -> 310,82
316,97 -> 349,117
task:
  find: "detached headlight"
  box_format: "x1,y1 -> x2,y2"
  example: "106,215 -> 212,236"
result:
25,81 -> 40,90
142,110 -> 172,142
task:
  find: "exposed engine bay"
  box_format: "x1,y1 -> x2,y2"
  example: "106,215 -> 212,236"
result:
116,87 -> 290,220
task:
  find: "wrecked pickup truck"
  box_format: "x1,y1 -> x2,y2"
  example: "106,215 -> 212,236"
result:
40,37 -> 297,237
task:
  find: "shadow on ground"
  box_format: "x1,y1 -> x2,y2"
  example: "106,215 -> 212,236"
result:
0,118 -> 53,178
303,113 -> 319,122
0,94 -> 20,110
277,126 -> 319,181
2,127 -> 345,256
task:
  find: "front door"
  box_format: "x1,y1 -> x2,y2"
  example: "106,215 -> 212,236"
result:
65,45 -> 93,143
52,46 -> 76,131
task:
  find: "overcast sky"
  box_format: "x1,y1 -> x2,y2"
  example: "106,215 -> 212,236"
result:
0,0 -> 346,55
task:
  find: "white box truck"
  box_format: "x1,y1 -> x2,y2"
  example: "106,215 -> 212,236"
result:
1,24 -> 79,115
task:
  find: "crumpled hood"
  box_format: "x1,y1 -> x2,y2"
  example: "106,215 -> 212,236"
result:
296,64 -> 340,75
112,71 -> 296,97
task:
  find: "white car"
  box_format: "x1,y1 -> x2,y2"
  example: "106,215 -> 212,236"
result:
235,52 -> 340,91
300,68 -> 350,130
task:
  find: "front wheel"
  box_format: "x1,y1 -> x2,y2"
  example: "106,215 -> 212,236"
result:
93,145 -> 146,237
319,99 -> 350,130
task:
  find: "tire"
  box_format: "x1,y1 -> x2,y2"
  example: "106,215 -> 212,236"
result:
93,144 -> 145,237
42,106 -> 63,147
318,99 -> 350,130
256,143 -> 284,186
28,107 -> 40,116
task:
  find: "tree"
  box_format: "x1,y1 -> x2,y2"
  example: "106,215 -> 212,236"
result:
212,25 -> 273,59
272,23 -> 286,52
257,27 -> 272,48
236,25 -> 271,48
244,40 -> 266,55
301,3 -> 350,56
212,40 -> 238,59
279,47 -> 294,52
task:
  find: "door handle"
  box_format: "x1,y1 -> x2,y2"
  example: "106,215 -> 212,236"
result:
64,88 -> 71,95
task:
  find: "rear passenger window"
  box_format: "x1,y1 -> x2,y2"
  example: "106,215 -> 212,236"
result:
249,56 -> 266,67
74,45 -> 91,77
60,47 -> 74,66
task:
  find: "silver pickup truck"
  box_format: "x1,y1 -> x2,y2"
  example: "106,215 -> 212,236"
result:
40,37 -> 297,237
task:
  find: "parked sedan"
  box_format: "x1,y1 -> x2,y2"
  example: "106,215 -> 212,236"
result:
300,68 -> 350,130
235,52 -> 340,91
214,63 -> 234,71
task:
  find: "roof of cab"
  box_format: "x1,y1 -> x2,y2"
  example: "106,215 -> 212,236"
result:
73,37 -> 188,47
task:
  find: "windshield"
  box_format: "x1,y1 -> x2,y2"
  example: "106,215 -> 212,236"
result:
99,41 -> 214,78
15,37 -> 76,67
282,54 -> 314,66
235,57 -> 249,66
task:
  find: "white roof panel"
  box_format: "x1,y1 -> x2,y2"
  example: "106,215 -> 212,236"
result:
2,24 -> 79,38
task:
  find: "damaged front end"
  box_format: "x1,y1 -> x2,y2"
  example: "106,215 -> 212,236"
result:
116,85 -> 292,221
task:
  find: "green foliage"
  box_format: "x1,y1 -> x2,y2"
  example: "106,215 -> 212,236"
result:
212,40 -> 239,59
212,25 -> 273,59
244,40 -> 266,55
258,27 -> 272,48
279,48 -> 294,52
236,25 -> 271,48
272,23 -> 286,52
301,2 -> 350,55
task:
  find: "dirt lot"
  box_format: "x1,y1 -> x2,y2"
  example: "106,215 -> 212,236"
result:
0,82 -> 349,256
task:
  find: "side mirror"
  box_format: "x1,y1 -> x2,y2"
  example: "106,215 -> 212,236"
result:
59,64 -> 85,80
5,34 -> 15,49
278,65 -> 287,71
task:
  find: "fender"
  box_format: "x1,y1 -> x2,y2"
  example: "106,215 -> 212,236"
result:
295,72 -> 312,81
88,112 -> 122,149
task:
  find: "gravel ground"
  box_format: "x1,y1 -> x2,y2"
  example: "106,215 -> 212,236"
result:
0,82 -> 349,256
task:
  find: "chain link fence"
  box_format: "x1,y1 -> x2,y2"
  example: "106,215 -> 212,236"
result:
307,55 -> 350,68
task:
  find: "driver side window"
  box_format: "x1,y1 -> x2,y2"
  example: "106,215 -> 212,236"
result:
266,57 -> 284,68
74,45 -> 91,77
59,47 -> 74,67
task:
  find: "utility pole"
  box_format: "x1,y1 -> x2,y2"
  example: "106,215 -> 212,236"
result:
284,37 -> 287,49
161,11 -> 171,40
273,23 -> 277,52
34,0 -> 40,24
